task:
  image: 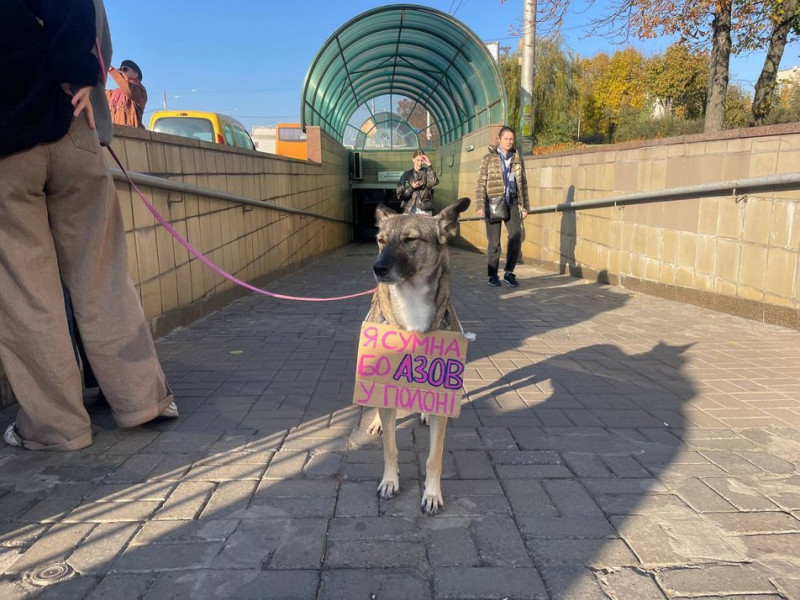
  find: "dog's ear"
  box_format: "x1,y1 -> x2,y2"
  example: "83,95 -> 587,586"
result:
435,197 -> 471,243
375,204 -> 398,227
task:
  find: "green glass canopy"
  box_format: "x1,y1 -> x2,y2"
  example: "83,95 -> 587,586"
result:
301,4 -> 506,148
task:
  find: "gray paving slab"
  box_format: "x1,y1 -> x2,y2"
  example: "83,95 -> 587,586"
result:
1,244 -> 800,599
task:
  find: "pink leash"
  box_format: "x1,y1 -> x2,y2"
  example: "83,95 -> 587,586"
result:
107,147 -> 376,302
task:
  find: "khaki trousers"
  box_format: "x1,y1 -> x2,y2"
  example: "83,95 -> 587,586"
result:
0,117 -> 173,450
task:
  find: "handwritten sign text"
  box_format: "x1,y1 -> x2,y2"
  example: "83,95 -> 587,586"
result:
353,322 -> 468,418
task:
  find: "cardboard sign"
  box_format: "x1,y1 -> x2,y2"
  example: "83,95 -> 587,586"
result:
353,322 -> 468,418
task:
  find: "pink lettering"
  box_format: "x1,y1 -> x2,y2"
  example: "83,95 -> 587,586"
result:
443,339 -> 462,359
358,354 -> 391,377
356,382 -> 375,404
381,330 -> 399,351
362,326 -> 378,348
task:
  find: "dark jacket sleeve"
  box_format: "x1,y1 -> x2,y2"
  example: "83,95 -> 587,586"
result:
424,167 -> 439,190
38,0 -> 99,87
517,155 -> 530,210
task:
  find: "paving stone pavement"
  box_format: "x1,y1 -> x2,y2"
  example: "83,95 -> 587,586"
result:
1,244 -> 800,599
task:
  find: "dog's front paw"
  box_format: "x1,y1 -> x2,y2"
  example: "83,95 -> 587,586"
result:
377,477 -> 400,499
366,413 -> 383,436
421,485 -> 444,515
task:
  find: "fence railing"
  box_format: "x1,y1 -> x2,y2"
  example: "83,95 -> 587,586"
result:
110,168 -> 353,225
459,172 -> 800,221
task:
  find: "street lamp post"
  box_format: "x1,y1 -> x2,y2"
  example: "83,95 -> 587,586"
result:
519,0 -> 536,155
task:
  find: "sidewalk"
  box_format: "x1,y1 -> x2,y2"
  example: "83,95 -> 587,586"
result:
1,244 -> 799,599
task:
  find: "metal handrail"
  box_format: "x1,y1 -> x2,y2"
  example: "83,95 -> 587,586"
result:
459,172 -> 800,221
112,167 -> 800,225
109,168 -> 353,225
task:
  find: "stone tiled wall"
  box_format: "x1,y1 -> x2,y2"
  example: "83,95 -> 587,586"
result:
457,124 -> 800,328
0,125 -> 352,408
108,124 -> 352,337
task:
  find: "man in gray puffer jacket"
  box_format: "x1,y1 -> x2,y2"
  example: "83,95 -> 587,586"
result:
475,126 -> 530,287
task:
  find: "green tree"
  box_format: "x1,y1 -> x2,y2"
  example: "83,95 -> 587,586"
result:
531,36 -> 579,144
499,49 -> 521,130
536,0 -> 765,132
575,53 -> 611,141
594,47 -> 648,138
646,44 -> 710,119
724,83 -> 753,128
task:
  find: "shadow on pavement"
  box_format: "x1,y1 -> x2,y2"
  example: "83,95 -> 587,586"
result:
0,244 -> 795,598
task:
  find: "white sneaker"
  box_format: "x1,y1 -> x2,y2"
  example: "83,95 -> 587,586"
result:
4,423 -> 23,447
159,402 -> 179,419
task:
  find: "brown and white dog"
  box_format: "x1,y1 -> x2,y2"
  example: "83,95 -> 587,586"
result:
365,197 -> 471,515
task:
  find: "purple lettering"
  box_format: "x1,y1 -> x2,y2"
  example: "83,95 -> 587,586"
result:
393,354 -> 415,383
444,360 -> 465,390
428,358 -> 446,387
413,356 -> 428,383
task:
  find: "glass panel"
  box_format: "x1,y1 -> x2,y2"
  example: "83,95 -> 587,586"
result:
233,126 -> 255,150
152,117 -> 214,143
222,122 -> 236,146
278,126 -> 307,142
301,5 -> 506,146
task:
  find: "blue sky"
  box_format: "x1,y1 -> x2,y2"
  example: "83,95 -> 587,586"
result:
104,0 -> 800,133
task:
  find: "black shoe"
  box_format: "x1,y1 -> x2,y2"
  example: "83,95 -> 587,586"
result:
488,276 -> 501,287
503,272 -> 519,287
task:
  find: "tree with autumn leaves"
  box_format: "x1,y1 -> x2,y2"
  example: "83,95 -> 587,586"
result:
535,0 -> 799,132
498,40 -> 716,145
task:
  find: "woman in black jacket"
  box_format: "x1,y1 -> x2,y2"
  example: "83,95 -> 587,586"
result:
396,150 -> 439,215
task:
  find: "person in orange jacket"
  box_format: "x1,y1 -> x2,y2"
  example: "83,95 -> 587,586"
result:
106,58 -> 147,127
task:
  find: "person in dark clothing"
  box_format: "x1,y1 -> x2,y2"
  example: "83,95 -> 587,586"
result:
0,0 -> 177,451
396,150 -> 439,215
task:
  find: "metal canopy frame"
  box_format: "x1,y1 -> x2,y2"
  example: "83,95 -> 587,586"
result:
301,4 -> 506,147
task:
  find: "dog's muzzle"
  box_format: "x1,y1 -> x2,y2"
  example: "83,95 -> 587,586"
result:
373,248 -> 401,282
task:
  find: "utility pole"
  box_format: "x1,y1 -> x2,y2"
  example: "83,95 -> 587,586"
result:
163,90 -> 167,110
519,0 -> 536,155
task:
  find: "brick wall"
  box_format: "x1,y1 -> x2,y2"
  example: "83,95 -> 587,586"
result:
109,125 -> 352,337
457,124 -> 800,328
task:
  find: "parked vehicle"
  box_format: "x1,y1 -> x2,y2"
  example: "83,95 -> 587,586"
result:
149,110 -> 255,150
274,123 -> 307,160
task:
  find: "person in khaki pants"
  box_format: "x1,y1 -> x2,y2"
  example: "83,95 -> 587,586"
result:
0,0 -> 177,451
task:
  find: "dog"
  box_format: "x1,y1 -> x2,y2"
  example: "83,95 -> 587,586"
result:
364,197 -> 471,515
